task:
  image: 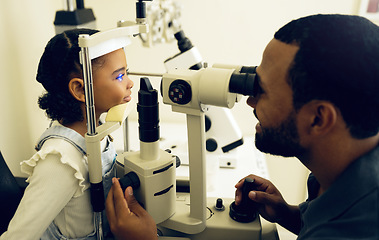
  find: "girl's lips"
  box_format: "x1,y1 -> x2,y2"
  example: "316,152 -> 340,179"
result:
123,96 -> 132,103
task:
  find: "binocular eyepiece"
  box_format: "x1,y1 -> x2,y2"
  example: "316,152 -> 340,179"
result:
161,65 -> 259,110
229,66 -> 259,97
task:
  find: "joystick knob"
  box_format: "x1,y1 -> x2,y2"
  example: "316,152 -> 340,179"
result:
119,171 -> 140,192
229,178 -> 258,222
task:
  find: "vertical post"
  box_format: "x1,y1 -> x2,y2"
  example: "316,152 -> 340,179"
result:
186,113 -> 207,224
80,42 -> 97,136
123,117 -> 130,152
66,0 -> 75,11
80,37 -> 104,240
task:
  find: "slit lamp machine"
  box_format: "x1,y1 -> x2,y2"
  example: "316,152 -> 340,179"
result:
79,1 -> 263,239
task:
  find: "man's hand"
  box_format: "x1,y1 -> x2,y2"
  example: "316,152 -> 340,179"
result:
235,174 -> 301,234
106,178 -> 158,240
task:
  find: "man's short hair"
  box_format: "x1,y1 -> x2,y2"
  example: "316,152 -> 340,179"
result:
274,14 -> 379,139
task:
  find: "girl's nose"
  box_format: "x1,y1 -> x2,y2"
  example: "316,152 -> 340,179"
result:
127,77 -> 134,89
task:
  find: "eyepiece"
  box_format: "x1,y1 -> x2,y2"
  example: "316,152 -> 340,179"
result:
240,66 -> 257,74
174,30 -> 194,53
229,72 -> 257,96
138,77 -> 159,143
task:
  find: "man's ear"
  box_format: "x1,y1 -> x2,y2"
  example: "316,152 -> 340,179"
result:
309,101 -> 338,136
68,78 -> 85,102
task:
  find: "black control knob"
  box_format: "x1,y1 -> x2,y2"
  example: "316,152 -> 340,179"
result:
229,178 -> 258,222
205,115 -> 211,132
206,138 -> 218,152
119,171 -> 140,192
215,198 -> 225,211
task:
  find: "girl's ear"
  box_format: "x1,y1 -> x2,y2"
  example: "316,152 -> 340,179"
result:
68,78 -> 85,102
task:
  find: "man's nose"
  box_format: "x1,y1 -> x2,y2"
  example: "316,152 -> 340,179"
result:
246,96 -> 257,108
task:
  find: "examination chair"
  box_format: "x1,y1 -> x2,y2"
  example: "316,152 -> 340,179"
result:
0,151 -> 24,234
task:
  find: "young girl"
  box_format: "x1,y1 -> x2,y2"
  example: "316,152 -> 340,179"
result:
0,28 -> 133,240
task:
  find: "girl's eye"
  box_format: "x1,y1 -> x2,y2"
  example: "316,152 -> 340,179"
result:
116,73 -> 125,82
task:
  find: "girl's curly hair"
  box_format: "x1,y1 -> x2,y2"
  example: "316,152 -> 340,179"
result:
37,28 -> 100,125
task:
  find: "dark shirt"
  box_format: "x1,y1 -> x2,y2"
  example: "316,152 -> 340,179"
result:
298,144 -> 379,240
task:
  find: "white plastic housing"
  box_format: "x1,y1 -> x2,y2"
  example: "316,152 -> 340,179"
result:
161,68 -> 238,111
164,47 -> 203,70
122,148 -> 176,224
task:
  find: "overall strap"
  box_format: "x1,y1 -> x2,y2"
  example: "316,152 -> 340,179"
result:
35,125 -> 87,155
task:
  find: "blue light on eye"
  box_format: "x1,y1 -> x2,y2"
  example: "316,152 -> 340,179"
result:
116,73 -> 125,82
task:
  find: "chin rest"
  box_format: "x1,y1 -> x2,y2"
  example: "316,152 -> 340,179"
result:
0,151 -> 24,234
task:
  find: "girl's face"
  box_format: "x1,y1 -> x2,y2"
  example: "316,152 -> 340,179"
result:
92,48 -> 133,116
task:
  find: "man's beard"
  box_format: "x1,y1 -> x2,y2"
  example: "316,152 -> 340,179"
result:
255,110 -> 306,158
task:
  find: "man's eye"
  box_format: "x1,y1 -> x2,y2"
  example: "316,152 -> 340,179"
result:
116,73 -> 125,82
255,84 -> 264,96
252,75 -> 264,97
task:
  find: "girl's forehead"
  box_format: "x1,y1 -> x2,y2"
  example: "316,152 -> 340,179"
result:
98,49 -> 127,68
